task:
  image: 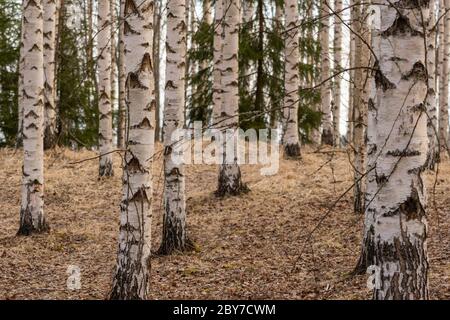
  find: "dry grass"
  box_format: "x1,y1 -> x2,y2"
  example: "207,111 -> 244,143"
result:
0,145 -> 448,300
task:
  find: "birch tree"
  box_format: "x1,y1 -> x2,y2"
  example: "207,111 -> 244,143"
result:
117,0 -> 126,149
425,0 -> 438,169
282,0 -> 301,157
332,0 -> 342,147
320,0 -> 333,145
212,0 -> 223,123
43,0 -> 59,149
159,0 -> 190,254
18,0 -> 48,235
439,0 -> 450,152
98,0 -> 114,176
366,0 -> 429,299
110,0 -> 155,300
216,0 -> 247,196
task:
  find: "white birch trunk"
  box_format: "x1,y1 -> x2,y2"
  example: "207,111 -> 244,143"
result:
110,0 -> 155,300
320,0 -> 333,145
43,0 -> 59,150
282,0 -> 301,157
159,0 -> 190,254
368,0 -> 429,299
117,0 -> 126,149
425,0 -> 438,169
216,0 -> 247,196
332,0 -> 342,147
439,0 -> 450,152
212,0 -> 223,125
18,0 -> 48,235
98,0 -> 114,176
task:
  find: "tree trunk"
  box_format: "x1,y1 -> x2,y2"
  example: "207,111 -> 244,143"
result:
158,0 -> 190,255
439,0 -> 450,153
425,0 -> 438,170
98,0 -> 114,177
216,0 -> 247,197
153,0 -> 161,142
282,0 -> 301,157
110,0 -> 117,146
352,2 -> 370,214
18,0 -> 49,235
346,0 -> 355,144
43,0 -> 59,149
117,0 -> 126,149
368,0 -> 429,299
320,0 -> 333,145
212,0 -> 223,125
332,0 -> 342,147
110,0 -> 155,300
16,13 -> 25,148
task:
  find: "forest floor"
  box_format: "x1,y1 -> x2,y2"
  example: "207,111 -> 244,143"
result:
0,145 -> 448,300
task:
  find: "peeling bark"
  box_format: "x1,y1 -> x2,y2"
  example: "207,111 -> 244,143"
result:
18,0 -> 49,235
110,0 -> 155,300
439,0 -> 449,153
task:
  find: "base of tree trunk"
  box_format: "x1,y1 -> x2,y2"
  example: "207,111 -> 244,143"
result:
284,143 -> 301,159
44,126 -> 57,150
99,161 -> 114,177
17,211 -> 49,236
321,129 -> 333,146
351,226 -> 375,276
215,164 -> 250,197
157,237 -> 195,256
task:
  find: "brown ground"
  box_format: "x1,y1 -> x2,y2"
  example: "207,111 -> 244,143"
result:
0,145 -> 448,300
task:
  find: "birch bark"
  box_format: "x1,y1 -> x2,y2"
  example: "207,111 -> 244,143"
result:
110,0 -> 155,300
98,0 -> 114,176
367,0 -> 429,299
159,0 -> 190,254
282,0 -> 301,157
332,0 -> 342,147
18,0 -> 48,235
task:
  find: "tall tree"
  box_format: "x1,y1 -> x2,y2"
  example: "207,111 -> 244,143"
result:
117,0 -> 126,149
425,0 -> 438,169
439,0 -> 450,153
320,0 -> 333,145
98,0 -> 114,176
282,0 -> 301,157
110,0 -> 155,300
18,0 -> 48,235
332,0 -> 342,147
159,0 -> 190,254
43,0 -> 59,149
212,0 -> 223,124
216,0 -> 247,196
368,0 -> 429,299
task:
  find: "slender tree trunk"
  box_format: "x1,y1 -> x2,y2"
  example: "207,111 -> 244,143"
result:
368,0 -> 429,299
18,0 -> 49,235
352,2 -> 370,214
117,0 -> 126,149
153,0 -> 161,142
282,0 -> 301,157
426,0 -> 438,170
346,0 -> 355,144
43,0 -> 59,149
110,0 -> 155,300
158,0 -> 191,255
320,0 -> 333,145
212,0 -> 223,124
216,0 -> 247,196
98,0 -> 114,177
17,13 -> 25,148
270,0 -> 282,129
110,0 -> 117,146
332,0 -> 342,147
439,0 -> 450,153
